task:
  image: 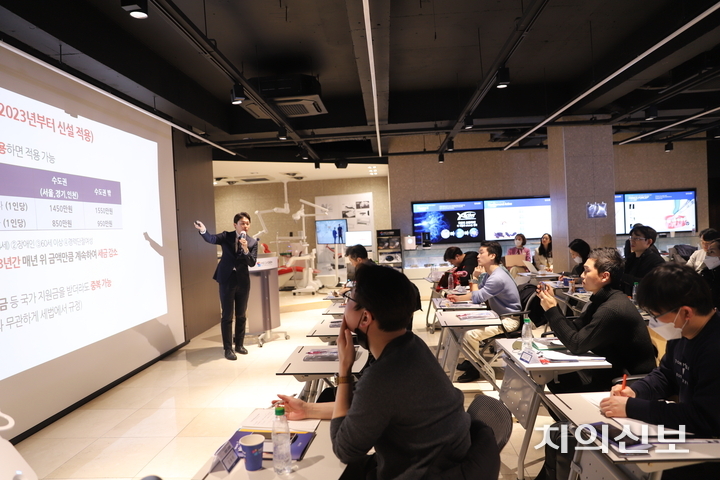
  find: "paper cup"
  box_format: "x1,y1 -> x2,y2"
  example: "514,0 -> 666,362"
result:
239,434 -> 265,471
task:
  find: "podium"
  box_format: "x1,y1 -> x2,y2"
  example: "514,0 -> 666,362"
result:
247,256 -> 287,346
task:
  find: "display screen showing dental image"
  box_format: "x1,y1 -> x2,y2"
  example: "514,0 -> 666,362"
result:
623,190 -> 696,233
345,230 -> 373,247
483,197 -> 551,240
315,219 -> 348,244
615,194 -> 625,234
411,200 -> 485,245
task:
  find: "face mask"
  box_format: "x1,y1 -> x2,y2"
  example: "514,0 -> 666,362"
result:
648,311 -> 687,341
514,240 -> 522,247
572,256 -> 582,264
704,256 -> 720,270
354,325 -> 370,351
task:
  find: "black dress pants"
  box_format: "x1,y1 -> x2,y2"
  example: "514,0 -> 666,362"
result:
219,271 -> 250,349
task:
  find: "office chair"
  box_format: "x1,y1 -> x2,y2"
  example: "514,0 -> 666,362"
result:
436,419 -> 501,480
466,394 -> 513,451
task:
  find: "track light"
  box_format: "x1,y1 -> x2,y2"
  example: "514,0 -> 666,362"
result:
314,162 -> 320,169
334,159 -> 348,169
463,116 -> 473,130
277,127 -> 288,141
301,151 -> 309,160
644,105 -> 658,121
711,128 -> 720,139
496,67 -> 510,89
121,0 -> 148,19
438,153 -> 445,164
664,142 -> 673,152
230,84 -> 245,105
447,140 -> 454,152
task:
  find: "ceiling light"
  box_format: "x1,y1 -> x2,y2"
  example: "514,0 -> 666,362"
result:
447,140 -> 454,152
121,0 -> 148,19
335,159 -> 348,169
496,67 -> 510,89
664,142 -> 673,152
710,128 -> 720,139
463,116 -> 473,130
230,84 -> 245,105
438,153 -> 444,164
277,127 -> 288,141
644,105 -> 658,121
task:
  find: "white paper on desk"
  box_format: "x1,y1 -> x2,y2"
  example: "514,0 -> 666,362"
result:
541,351 -> 606,362
580,394 -> 685,437
242,408 -> 320,432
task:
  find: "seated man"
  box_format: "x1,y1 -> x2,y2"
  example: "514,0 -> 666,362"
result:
277,265 -> 472,479
336,244 -> 376,295
443,246 -> 479,286
622,224 -> 665,295
601,263 -> 720,479
448,241 -> 521,382
537,247 -> 656,393
700,238 -> 720,309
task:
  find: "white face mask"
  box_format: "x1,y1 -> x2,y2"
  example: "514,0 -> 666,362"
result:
704,256 -> 720,270
572,256 -> 582,264
514,239 -> 522,247
648,311 -> 687,341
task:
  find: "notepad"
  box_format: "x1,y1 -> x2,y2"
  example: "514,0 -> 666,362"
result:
540,351 -> 605,362
532,337 -> 565,350
456,311 -> 499,320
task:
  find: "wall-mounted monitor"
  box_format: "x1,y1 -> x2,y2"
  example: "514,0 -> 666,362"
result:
315,219 -> 348,244
411,200 -> 484,245
622,190 -> 696,234
345,230 -> 373,247
483,197 -> 551,240
615,194 -> 625,235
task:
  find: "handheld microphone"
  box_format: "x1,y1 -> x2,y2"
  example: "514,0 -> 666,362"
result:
240,232 -> 246,240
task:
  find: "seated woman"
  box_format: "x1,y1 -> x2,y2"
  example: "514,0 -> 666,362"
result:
687,227 -> 720,273
561,238 -> 591,278
506,233 -> 532,277
536,247 -> 656,393
701,238 -> 720,308
534,233 -> 553,272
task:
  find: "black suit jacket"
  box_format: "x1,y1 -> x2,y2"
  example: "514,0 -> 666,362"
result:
200,230 -> 258,283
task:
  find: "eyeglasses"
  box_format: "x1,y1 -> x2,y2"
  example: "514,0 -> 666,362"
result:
342,290 -> 361,307
629,237 -> 648,242
644,307 -> 680,322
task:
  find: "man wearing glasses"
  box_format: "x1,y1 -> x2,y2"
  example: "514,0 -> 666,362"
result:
621,224 -> 665,295
277,265 -> 473,479
195,213 -> 258,360
601,263 -> 720,479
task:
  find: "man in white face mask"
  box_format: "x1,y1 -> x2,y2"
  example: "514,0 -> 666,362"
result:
600,263 -> 720,479
701,239 -> 720,309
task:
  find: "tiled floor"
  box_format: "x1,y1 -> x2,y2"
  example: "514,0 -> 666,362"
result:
15,291 -> 550,480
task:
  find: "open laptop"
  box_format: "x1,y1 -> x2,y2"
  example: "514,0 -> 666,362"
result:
504,254 -> 526,268
523,260 -> 538,273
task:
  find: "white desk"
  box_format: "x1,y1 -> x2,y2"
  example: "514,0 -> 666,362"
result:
192,421 -> 346,480
431,297 -> 485,311
322,302 -> 346,318
545,393 -> 720,480
495,338 -> 612,480
306,318 -> 343,343
434,310 -> 502,389
277,345 -> 369,402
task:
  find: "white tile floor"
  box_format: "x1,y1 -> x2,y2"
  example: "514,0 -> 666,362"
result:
15,291 -> 551,480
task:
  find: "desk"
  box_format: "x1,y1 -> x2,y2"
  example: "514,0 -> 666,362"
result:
431,297 -> 484,311
424,277 -> 443,333
277,345 -> 369,402
545,393 -> 720,480
495,338 -> 612,480
435,310 -> 502,389
192,421 -> 346,480
322,302 -> 346,318
306,318 -> 342,344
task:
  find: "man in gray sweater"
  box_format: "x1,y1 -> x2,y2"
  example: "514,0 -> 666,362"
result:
277,265 -> 472,479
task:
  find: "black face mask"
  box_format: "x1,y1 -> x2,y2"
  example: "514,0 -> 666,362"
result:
354,322 -> 370,351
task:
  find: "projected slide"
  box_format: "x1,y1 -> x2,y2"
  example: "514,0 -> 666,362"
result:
624,191 -> 696,233
615,194 -> 625,235
0,86 -> 167,382
484,197 -> 551,240
412,200 -> 484,245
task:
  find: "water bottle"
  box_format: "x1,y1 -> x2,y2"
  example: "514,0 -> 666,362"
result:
447,272 -> 455,291
521,317 -> 533,352
272,405 -> 292,475
632,282 -> 639,305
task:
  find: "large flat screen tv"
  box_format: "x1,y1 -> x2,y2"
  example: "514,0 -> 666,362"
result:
411,199 -> 484,245
316,219 -> 348,244
615,194 -> 625,235
621,190 -> 696,234
345,230 -> 373,247
483,197 -> 551,240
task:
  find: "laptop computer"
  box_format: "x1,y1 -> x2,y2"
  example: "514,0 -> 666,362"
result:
504,254 -> 526,267
523,260 -> 538,273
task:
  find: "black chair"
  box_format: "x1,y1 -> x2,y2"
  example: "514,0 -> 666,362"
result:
466,394 -> 513,451
436,420 -> 501,480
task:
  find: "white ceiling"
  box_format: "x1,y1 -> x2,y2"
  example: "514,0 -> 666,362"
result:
211,161 -> 388,185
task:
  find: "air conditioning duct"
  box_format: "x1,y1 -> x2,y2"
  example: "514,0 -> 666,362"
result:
241,74 -> 328,119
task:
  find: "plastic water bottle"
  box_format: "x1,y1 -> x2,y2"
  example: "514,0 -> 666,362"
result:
632,282 -> 639,305
521,317 -> 533,352
272,405 -> 293,475
447,272 -> 455,291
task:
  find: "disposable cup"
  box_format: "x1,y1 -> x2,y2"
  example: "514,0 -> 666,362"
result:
239,434 -> 265,471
